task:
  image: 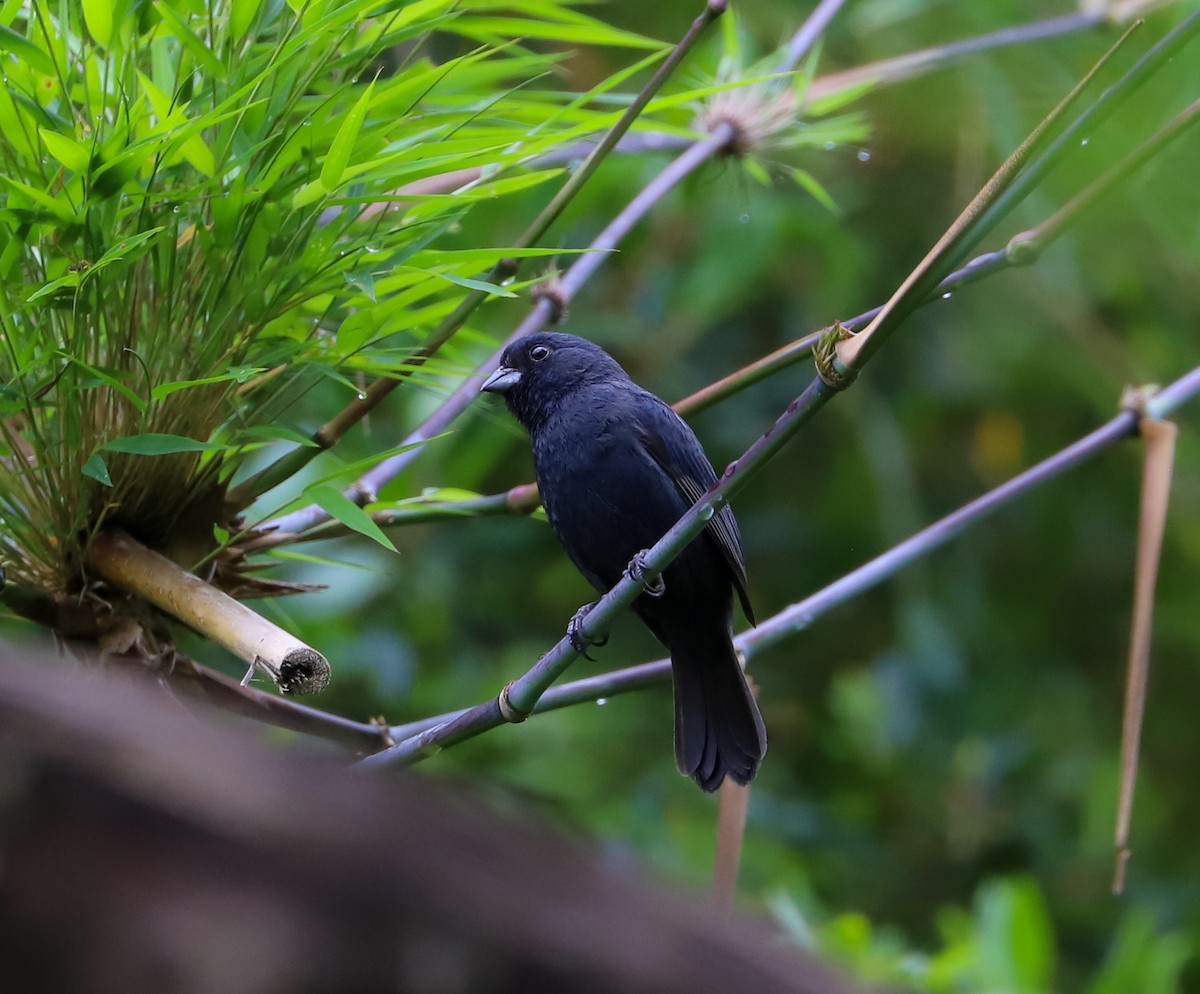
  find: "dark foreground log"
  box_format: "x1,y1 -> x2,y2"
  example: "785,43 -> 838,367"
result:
0,650 -> 859,994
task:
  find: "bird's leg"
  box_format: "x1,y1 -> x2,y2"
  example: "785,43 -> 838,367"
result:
626,550 -> 665,597
567,601 -> 610,660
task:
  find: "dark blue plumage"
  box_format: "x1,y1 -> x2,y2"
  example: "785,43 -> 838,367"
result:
481,332 -> 766,791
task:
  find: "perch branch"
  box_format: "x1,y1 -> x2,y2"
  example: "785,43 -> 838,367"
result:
373,365 -> 1200,765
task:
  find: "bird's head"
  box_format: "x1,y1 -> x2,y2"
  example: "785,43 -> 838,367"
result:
480,332 -> 628,432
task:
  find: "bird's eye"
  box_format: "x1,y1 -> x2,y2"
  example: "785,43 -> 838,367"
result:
529,345 -> 550,362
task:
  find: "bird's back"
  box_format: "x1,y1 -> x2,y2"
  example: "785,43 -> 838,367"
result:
532,383 -> 697,595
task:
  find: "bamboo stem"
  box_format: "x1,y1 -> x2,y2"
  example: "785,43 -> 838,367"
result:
88,531 -> 330,695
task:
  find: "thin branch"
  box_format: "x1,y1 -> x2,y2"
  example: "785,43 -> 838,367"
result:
230,0 -> 728,508
243,483 -> 541,552
838,15 -> 1155,373
713,778 -> 753,911
680,91 -> 1200,415
806,12 -> 1106,102
778,0 -> 849,74
713,675 -> 758,911
166,653 -> 391,749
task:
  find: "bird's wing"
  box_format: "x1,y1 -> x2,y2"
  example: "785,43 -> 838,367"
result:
634,399 -> 755,625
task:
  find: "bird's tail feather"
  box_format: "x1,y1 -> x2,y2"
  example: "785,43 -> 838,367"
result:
670,632 -> 766,792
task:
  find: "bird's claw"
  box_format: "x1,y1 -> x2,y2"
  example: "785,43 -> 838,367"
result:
627,550 -> 665,597
568,602 -> 609,660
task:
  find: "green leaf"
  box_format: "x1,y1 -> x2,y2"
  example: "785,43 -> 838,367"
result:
102,433 -> 221,455
0,176 -> 76,221
81,0 -> 114,47
82,453 -> 113,487
1087,912 -> 1191,994
179,133 -> 216,176
150,368 -> 263,402
419,487 -> 485,503
451,16 -> 662,51
39,128 -> 91,173
291,178 -> 325,209
232,425 -> 320,447
26,271 -> 83,303
59,355 -> 147,411
152,2 -> 225,76
89,227 -> 166,272
229,0 -> 264,39
344,269 -> 377,302
432,271 -> 517,297
306,484 -> 396,552
743,158 -> 774,189
0,24 -> 56,75
786,166 -> 840,215
973,878 -> 1054,993
322,79 -> 375,192
272,548 -> 375,572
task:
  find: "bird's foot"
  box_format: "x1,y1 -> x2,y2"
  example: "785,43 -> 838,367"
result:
627,550 -> 665,597
567,602 -> 610,660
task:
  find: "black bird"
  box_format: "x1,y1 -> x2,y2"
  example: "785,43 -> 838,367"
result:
481,332 -> 766,791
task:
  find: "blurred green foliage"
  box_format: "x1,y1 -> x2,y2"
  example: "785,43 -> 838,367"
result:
6,0 -> 1200,990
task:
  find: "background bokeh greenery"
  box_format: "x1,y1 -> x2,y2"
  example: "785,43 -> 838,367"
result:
7,0 -> 1200,990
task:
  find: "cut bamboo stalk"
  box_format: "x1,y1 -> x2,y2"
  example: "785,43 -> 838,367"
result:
88,531 -> 329,695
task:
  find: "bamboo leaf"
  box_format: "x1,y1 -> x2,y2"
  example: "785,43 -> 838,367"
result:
229,0 -> 264,40
306,484 -> 396,552
0,176 -> 75,221
431,271 -> 518,297
0,24 -> 56,75
179,133 -> 216,176
785,166 -> 840,215
39,128 -> 90,172
233,425 -> 320,447
89,227 -> 166,272
103,433 -> 222,455
343,269 -> 377,302
150,368 -> 263,402
450,16 -> 662,51
152,2 -> 225,76
26,271 -> 82,302
82,453 -> 113,487
322,80 -> 375,192
81,0 -> 114,47
59,356 -> 147,411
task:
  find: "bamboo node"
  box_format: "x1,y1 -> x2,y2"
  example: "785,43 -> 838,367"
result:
814,322 -> 858,391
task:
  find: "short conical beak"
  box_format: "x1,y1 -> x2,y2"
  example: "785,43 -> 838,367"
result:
480,365 -> 521,394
